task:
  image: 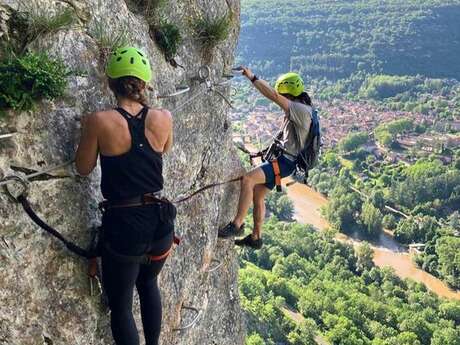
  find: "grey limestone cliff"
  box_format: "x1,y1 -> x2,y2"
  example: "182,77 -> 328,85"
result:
0,0 -> 244,344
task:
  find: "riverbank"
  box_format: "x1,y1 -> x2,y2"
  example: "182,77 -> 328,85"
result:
285,179 -> 460,300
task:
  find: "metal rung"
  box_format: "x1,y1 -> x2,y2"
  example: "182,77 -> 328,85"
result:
206,258 -> 223,273
173,306 -> 202,331
0,133 -> 15,140
214,79 -> 232,87
158,86 -> 191,99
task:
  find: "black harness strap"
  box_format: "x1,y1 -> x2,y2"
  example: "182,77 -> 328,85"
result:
17,194 -> 95,259
12,176 -> 242,262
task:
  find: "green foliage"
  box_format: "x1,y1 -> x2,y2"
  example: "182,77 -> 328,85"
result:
265,191 -> 294,221
382,214 -> 397,230
153,21 -> 182,60
355,242 -> 374,273
324,184 -> 362,231
5,3 -> 75,54
89,21 -> 130,62
239,214 -> 460,345
360,202 -> 383,238
431,327 -> 460,345
245,333 -> 266,345
309,148 -> 460,286
193,13 -> 231,50
240,0 -> 460,80
435,236 -> 460,288
374,118 -> 414,147
338,132 -> 369,154
126,0 -> 166,19
0,51 -> 68,112
359,75 -> 420,100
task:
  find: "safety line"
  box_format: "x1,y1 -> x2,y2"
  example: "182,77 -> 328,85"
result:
0,160 -> 74,188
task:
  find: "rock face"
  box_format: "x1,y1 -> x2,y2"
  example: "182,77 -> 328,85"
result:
0,0 -> 245,344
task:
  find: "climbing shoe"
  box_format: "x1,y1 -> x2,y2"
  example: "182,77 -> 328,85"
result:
235,234 -> 263,249
218,222 -> 245,238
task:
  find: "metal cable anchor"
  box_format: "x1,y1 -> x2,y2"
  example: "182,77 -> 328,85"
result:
1,175 -> 29,201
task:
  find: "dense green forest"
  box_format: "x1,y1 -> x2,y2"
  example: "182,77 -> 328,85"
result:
308,146 -> 460,289
239,208 -> 460,345
239,0 -> 460,81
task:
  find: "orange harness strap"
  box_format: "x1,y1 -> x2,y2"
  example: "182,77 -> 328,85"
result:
148,246 -> 174,262
272,159 -> 282,192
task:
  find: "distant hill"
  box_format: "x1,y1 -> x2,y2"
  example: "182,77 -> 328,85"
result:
238,0 -> 460,81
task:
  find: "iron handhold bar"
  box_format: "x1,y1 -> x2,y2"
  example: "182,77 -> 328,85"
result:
157,86 -> 191,99
173,306 -> 202,331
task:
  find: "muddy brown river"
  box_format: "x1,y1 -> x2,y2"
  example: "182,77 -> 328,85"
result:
285,180 -> 460,300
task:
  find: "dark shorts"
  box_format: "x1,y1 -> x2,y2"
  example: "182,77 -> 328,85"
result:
260,155 -> 296,190
102,203 -> 174,256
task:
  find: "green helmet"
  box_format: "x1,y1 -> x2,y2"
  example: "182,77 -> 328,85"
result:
106,46 -> 152,82
275,72 -> 304,97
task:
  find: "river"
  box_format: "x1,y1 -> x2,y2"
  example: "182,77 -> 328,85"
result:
239,141 -> 460,299
285,180 -> 460,300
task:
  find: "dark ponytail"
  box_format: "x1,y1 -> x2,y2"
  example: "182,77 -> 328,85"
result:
108,76 -> 148,105
296,92 -> 312,107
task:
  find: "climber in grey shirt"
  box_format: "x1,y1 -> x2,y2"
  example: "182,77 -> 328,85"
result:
218,69 -> 313,249
283,100 -> 312,157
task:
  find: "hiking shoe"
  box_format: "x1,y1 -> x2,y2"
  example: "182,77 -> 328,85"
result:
218,222 -> 245,238
235,234 -> 263,249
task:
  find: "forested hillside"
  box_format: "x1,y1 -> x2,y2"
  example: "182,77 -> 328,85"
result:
239,211 -> 460,345
239,0 -> 460,80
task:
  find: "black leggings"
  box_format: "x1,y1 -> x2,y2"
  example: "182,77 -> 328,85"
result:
102,253 -> 166,345
101,205 -> 174,345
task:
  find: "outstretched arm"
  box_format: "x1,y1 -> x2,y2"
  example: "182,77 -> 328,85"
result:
239,66 -> 290,112
163,110 -> 173,153
75,113 -> 99,176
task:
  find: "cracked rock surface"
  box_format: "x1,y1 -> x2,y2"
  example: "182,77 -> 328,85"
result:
0,0 -> 244,344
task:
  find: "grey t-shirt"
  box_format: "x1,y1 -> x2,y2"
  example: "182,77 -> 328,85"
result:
282,101 -> 312,157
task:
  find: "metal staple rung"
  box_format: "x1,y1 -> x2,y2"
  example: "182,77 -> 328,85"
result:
0,133 -> 15,140
206,258 -> 223,273
173,306 -> 202,331
0,160 -> 74,188
158,86 -> 191,99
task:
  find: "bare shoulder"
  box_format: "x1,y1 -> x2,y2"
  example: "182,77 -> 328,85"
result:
147,108 -> 172,124
90,109 -> 115,126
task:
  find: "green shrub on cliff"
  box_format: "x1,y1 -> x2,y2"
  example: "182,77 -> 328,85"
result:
0,51 -> 68,113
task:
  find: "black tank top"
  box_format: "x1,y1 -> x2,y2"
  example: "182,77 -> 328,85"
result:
100,106 -> 163,201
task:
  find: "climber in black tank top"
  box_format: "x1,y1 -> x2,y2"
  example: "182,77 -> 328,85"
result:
75,47 -> 173,345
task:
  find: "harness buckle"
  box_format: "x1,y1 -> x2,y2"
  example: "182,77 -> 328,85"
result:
271,159 -> 282,192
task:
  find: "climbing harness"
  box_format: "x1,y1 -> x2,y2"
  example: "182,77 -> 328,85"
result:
0,162 -> 241,261
0,64 -> 241,309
